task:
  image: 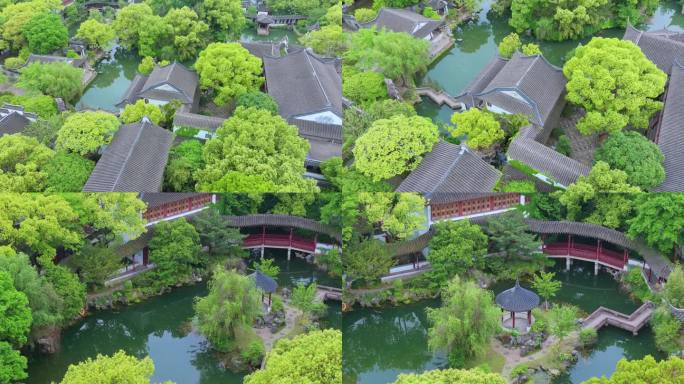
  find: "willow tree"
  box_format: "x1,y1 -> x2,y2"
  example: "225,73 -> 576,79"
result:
427,276 -> 500,367
194,268 -> 262,353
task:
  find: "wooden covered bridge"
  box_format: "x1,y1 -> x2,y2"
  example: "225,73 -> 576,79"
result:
222,214 -> 341,260
382,219 -> 672,286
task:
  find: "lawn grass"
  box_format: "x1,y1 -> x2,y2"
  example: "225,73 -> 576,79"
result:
465,344 -> 506,373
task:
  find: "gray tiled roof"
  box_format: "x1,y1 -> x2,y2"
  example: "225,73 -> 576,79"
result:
290,120 -> 342,165
460,56 -> 508,106
138,62 -> 198,104
507,136 -> 590,187
363,8 -> 442,39
173,112 -> 226,132
623,24 -> 684,74
475,53 -> 566,127
25,54 -> 86,68
495,280 -> 540,312
116,74 -> 147,107
82,119 -> 173,192
240,41 -> 282,58
263,49 -> 342,121
0,113 -> 32,136
396,141 -> 501,195
654,60 -> 684,191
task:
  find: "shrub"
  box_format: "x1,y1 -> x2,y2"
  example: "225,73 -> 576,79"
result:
579,327 -> 598,347
354,8 -> 376,23
241,340 -> 264,366
510,363 -> 529,379
4,57 -> 25,70
556,134 -> 572,156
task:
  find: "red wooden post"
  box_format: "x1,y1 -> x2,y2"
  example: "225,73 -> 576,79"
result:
527,310 -> 531,325
567,234 -> 571,254
596,240 -> 601,260
142,247 -> 149,266
623,249 -> 628,266
512,311 -> 515,329
262,225 -> 266,243
458,201 -> 463,216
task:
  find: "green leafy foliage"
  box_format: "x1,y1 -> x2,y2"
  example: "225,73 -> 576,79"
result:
427,276 -> 501,367
532,271 -> 562,309
164,7 -> 210,61
291,282 -> 326,318
343,239 -> 394,285
627,193 -> 684,254
346,28 -> 430,84
582,355 -> 684,383
650,305 -> 681,354
594,131 -> 664,190
427,220 -> 488,286
354,115 -> 438,181
0,340 -> 27,384
359,192 -> 427,240
0,247 -> 63,329
56,111 -> 120,156
17,62 -> 83,101
147,218 -> 201,289
253,258 -> 280,279
195,268 -> 262,352
39,256 -> 86,324
486,210 -> 544,275
449,108 -> 504,150
243,329 -> 342,384
547,305 -> 578,343
72,244 -> 121,288
664,265 -> 684,307
0,270 -> 32,347
301,25 -> 348,56
354,8 -> 376,22
0,134 -> 54,192
58,351 -> 162,384
235,91 -> 279,114
558,161 -> 640,228
194,43 -> 264,105
0,94 -> 58,118
393,368 -> 506,384
164,140 -> 204,192
75,18 -> 115,51
120,100 -> 163,125
198,0 -> 245,40
196,107 -> 315,192
342,67 -> 388,107
0,0 -> 63,51
563,38 -> 667,135
44,151 -> 95,192
191,208 -> 245,258
498,33 -> 521,58
137,56 -> 155,75
22,13 -> 68,54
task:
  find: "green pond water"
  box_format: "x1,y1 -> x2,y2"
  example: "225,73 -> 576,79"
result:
75,46 -> 141,112
26,248 -> 341,384
342,260 -> 663,384
417,0 -> 684,125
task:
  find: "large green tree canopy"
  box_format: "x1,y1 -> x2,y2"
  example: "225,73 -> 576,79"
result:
449,108 -> 504,150
582,356 -> 684,383
558,161 -> 641,228
75,18 -> 116,51
594,131 -> 665,190
196,107 -> 315,193
56,111 -> 120,156
17,62 -> 83,101
563,38 -> 667,135
353,115 -> 439,181
21,12 -> 68,54
57,351 -> 164,384
345,28 -> 430,84
147,218 -> 201,289
194,43 -> 264,105
427,220 -> 488,285
0,0 -> 62,50
198,0 -> 245,40
244,329 -> 342,384
627,193 -> 684,254
0,134 -> 54,192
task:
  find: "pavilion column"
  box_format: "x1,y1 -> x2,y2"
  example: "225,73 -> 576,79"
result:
511,311 -> 515,329
527,310 -> 531,325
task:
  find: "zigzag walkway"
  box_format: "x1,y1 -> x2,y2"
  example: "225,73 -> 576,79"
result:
415,87 -> 467,110
581,301 -> 653,335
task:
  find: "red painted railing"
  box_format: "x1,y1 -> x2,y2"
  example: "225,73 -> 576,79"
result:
543,242 -> 626,269
243,233 -> 316,252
